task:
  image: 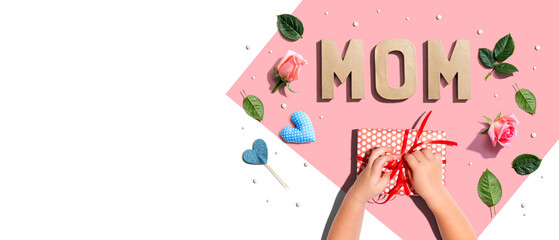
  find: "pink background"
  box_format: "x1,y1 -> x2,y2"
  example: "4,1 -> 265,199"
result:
227,0 -> 559,238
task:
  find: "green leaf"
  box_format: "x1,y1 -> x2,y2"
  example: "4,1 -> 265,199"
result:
481,128 -> 489,134
494,63 -> 519,74
479,48 -> 496,68
493,34 -> 515,62
512,154 -> 542,175
477,169 -> 502,207
243,95 -> 264,121
496,112 -> 501,120
482,116 -> 492,125
277,14 -> 304,41
515,88 -> 537,114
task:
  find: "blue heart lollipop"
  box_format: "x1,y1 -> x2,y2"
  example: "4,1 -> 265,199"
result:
243,139 -> 268,165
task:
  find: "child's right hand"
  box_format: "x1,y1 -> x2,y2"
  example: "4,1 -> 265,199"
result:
403,148 -> 446,202
404,149 -> 478,239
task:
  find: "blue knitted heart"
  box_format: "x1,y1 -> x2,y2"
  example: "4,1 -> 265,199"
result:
280,111 -> 316,143
243,139 -> 268,165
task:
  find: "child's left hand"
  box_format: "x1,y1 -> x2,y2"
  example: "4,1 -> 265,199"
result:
346,147 -> 401,204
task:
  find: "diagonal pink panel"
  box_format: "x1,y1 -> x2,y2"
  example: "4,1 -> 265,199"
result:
227,0 -> 559,238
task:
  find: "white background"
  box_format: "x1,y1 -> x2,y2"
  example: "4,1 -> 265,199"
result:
0,0 -> 558,239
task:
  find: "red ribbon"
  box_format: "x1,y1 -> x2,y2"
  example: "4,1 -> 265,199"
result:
371,111 -> 458,204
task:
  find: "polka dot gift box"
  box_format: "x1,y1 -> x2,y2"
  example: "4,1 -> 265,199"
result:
356,127 -> 453,202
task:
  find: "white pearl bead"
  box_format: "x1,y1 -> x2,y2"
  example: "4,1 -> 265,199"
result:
353,21 -> 359,27
253,179 -> 257,184
296,202 -> 301,207
521,203 -> 526,208
533,66 -> 537,70
494,94 -> 498,98
477,29 -> 483,35
319,115 -> 324,119
436,14 -> 442,20
281,103 -> 287,109
531,133 -> 536,138
304,162 -> 308,167
406,17 -> 410,21
468,162 -> 472,166
246,45 -> 250,50
268,50 -> 272,54
251,76 -> 255,80
377,9 -> 381,13
535,45 -> 541,50
325,12 -> 328,15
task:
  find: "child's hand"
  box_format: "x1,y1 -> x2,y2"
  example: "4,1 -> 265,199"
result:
346,147 -> 401,204
403,148 -> 445,202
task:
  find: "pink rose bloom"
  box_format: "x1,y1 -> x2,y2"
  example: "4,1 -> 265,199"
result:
487,114 -> 520,147
277,50 -> 308,82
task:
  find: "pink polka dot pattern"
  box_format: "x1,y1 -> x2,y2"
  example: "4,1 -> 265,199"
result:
356,128 -> 448,198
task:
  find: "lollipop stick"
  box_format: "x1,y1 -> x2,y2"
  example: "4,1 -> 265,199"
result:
265,164 -> 289,189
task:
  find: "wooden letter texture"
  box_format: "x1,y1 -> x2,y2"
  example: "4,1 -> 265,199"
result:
427,39 -> 471,100
374,39 -> 417,100
321,39 -> 364,99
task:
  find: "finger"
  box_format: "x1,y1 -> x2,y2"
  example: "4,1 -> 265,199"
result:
379,172 -> 391,187
403,154 -> 419,170
434,153 -> 442,163
420,148 -> 435,161
366,146 -> 393,168
371,154 -> 401,179
411,150 -> 428,163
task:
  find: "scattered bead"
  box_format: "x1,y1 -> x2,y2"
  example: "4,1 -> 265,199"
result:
533,66 -> 537,70
281,103 -> 287,109
251,76 -> 255,80
353,21 -> 359,27
477,29 -> 483,35
269,50 -> 272,54
325,12 -> 328,15
541,175 -> 544,179
377,9 -> 381,13
304,162 -> 308,167
275,151 -> 278,155
531,133 -> 537,138
246,45 -> 250,50
405,17 -> 410,21
242,126 -> 244,130
436,14 -> 442,20
494,94 -> 498,98
468,162 -> 472,166
253,179 -> 257,184
266,199 -> 269,203
523,213 -> 526,216
319,115 -> 324,119
535,45 -> 541,50
521,203 -> 526,208
296,202 -> 301,207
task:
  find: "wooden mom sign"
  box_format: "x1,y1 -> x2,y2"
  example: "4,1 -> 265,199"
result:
321,39 -> 471,100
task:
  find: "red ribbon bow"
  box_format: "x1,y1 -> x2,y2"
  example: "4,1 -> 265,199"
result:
371,111 -> 458,204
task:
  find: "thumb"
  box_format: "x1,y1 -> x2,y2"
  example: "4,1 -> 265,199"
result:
379,172 -> 391,186
406,168 -> 413,181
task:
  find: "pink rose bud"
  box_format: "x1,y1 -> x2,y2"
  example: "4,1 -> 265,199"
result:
487,114 -> 520,147
277,50 -> 308,82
